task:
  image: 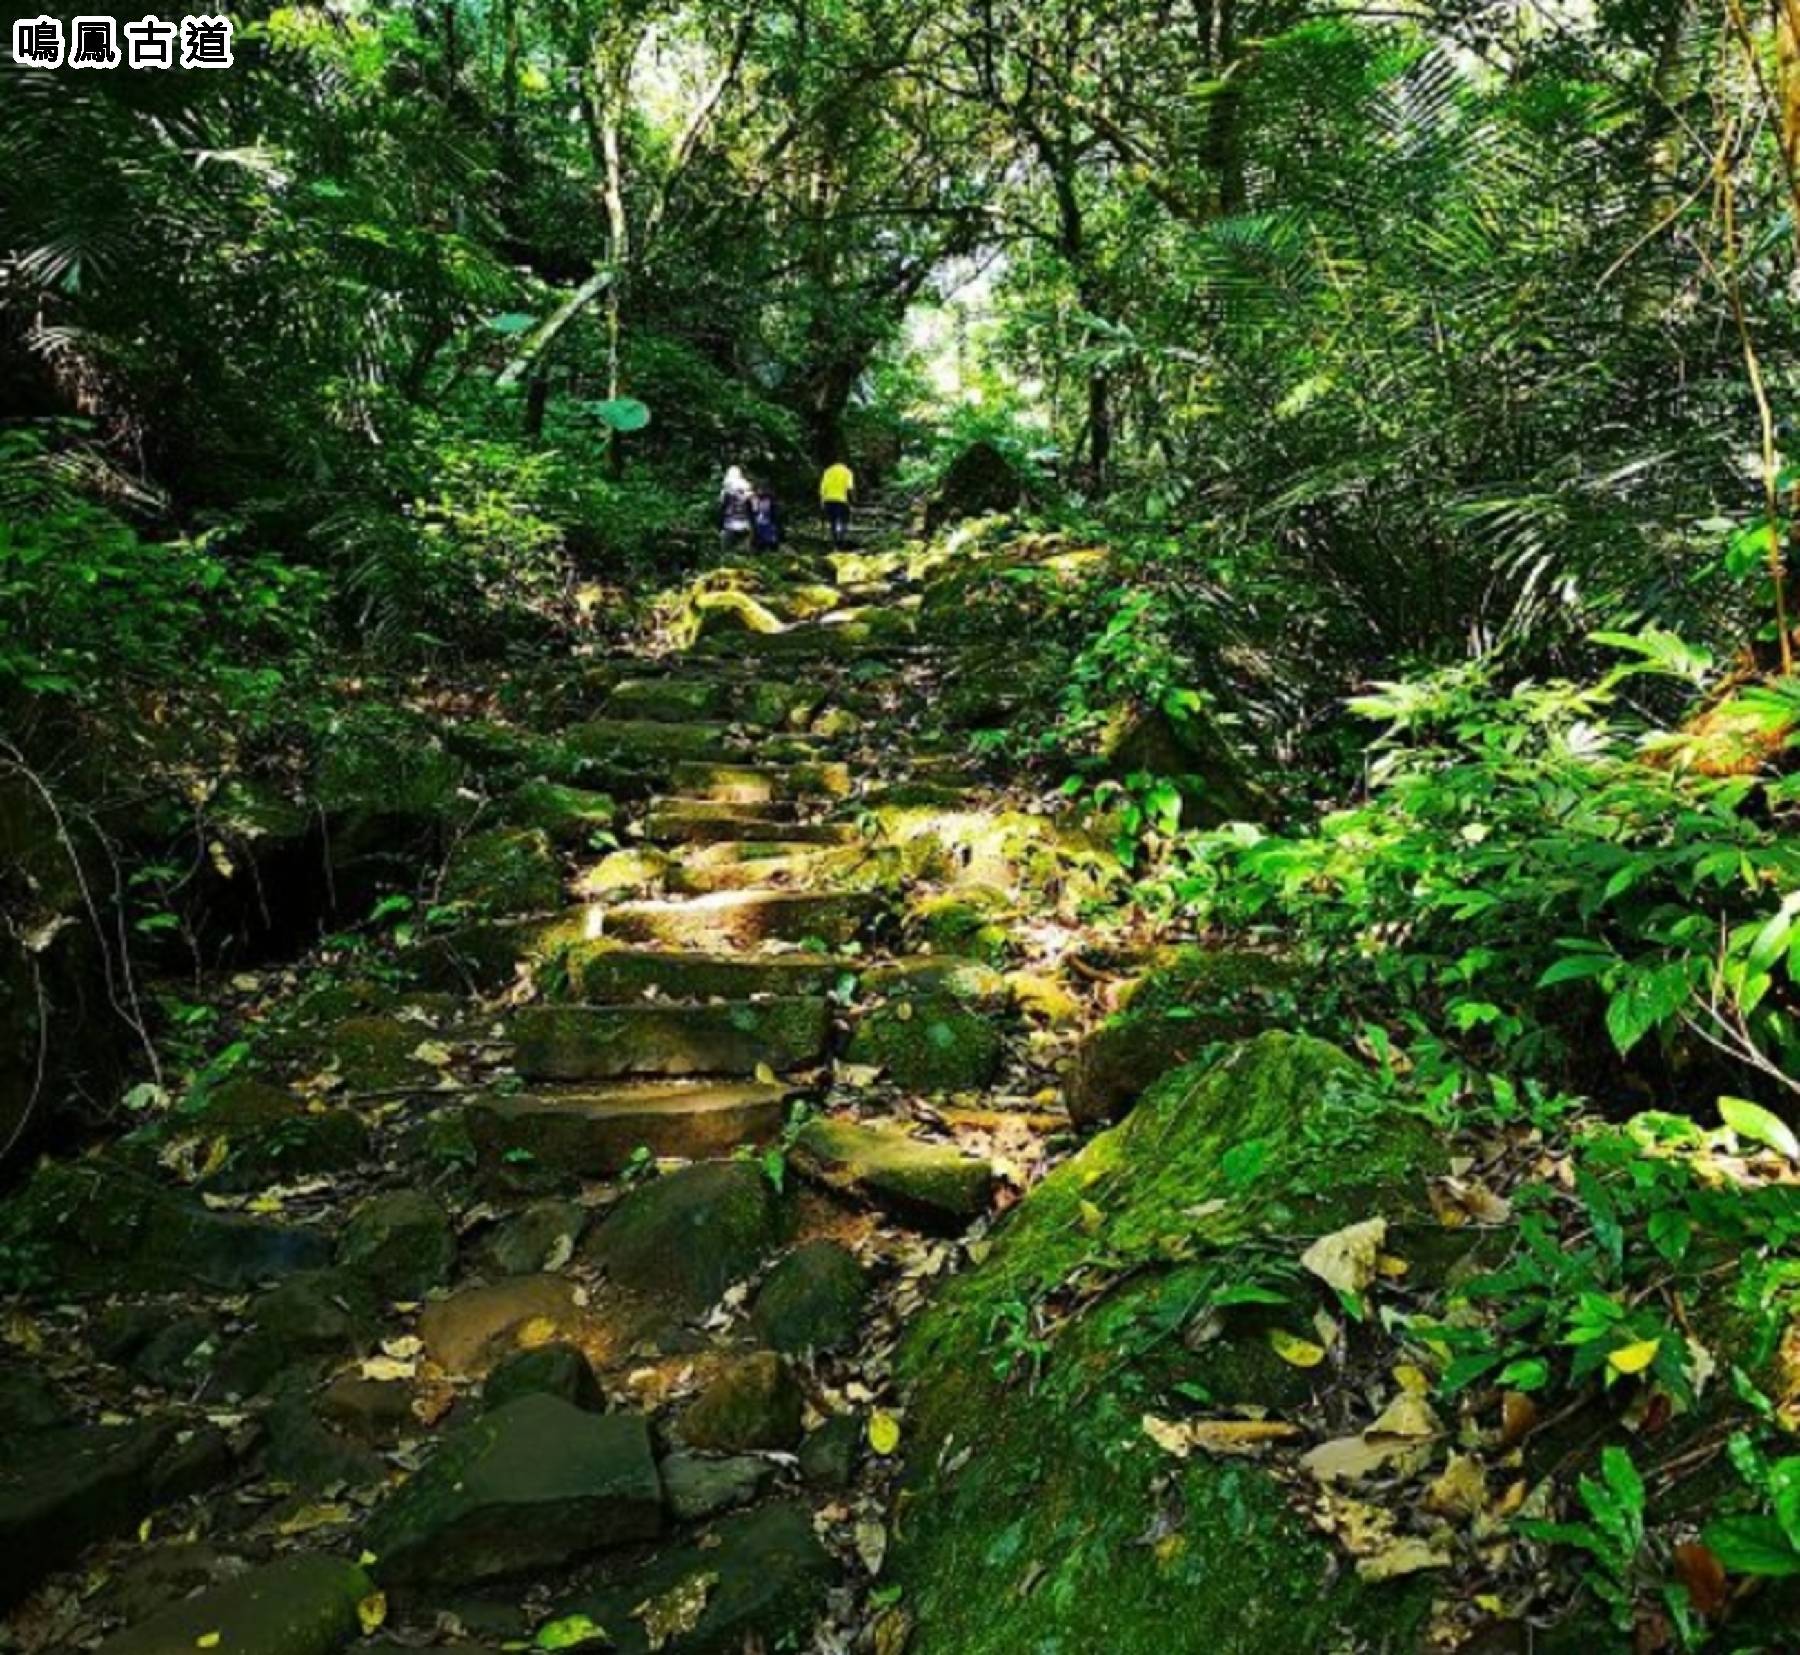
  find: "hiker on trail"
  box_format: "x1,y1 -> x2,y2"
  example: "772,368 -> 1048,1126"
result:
819,459 -> 855,549
719,464 -> 754,555
751,486 -> 782,551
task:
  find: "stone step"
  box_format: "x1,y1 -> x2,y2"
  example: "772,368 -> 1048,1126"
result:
791,1117 -> 994,1230
570,720 -> 822,772
469,1079 -> 796,1176
665,843 -> 865,896
597,889 -> 882,950
670,760 -> 853,803
510,997 -> 829,1081
691,614 -> 917,663
642,802 -> 857,846
95,1553 -> 373,1655
552,941 -> 852,1002
605,676 -> 825,731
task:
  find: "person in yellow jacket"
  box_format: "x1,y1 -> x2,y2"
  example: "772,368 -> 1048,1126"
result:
819,460 -> 855,549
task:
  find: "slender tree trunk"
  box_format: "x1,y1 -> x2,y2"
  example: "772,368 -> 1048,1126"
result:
1209,0 -> 1245,213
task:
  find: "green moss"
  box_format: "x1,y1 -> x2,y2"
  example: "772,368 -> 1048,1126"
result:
845,998 -> 1004,1092
442,826 -> 563,915
893,1032 -> 1446,1655
505,780 -> 616,846
315,707 -> 464,819
906,887 -> 1018,965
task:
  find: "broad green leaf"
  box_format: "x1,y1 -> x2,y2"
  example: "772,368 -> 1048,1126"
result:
1718,1095 -> 1800,1161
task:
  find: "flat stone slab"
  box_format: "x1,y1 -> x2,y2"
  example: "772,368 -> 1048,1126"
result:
96,1553 -> 373,1655
510,998 -> 828,1081
641,803 -> 855,846
470,1080 -> 794,1176
550,1500 -> 831,1655
665,844 -> 865,896
566,719 -> 742,765
556,944 -> 852,1004
669,761 -> 852,802
792,1118 -> 993,1229
598,890 -> 881,950
416,1275 -> 581,1376
364,1394 -> 662,1588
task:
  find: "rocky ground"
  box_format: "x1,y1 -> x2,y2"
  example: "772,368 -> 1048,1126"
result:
0,520 -> 1221,1654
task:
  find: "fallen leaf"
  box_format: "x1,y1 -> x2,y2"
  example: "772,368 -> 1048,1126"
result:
1078,1199 -> 1105,1235
1356,1536 -> 1452,1581
536,1612 -> 610,1650
633,1571 -> 718,1652
856,1518 -> 888,1575
895,1000 -> 915,1022
197,1636 -> 222,1650
1301,1433 -> 1432,1485
1300,1217 -> 1387,1296
357,1591 -> 387,1635
1422,1453 -> 1487,1521
278,1501 -> 352,1536
412,1040 -> 454,1067
1268,1328 -> 1327,1369
1367,1393 -> 1440,1440
359,1355 -> 416,1382
1428,1175 -> 1513,1227
754,1061 -> 778,1085
1608,1339 -> 1661,1376
516,1316 -> 561,1349
1142,1415 -> 1301,1459
1673,1541 -> 1729,1616
872,1607 -> 912,1655
1499,1391 -> 1538,1447
869,1410 -> 902,1456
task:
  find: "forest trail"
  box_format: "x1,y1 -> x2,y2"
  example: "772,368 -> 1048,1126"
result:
0,515 -> 1113,1652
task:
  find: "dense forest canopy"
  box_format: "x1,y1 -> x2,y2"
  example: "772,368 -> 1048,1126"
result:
10,1 -> 1800,1651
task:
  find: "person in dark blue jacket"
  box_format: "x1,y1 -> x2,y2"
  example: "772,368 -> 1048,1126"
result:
751,486 -> 783,550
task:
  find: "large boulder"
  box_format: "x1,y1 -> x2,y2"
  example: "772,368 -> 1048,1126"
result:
584,1161 -> 784,1310
95,1552 -> 373,1655
1097,703 -> 1268,829
363,1394 -> 662,1588
845,998 -> 1003,1094
892,1033 -> 1447,1654
924,440 -> 1025,531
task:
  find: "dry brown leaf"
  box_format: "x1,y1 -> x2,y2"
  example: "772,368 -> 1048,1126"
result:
1300,1217 -> 1387,1296
1142,1415 -> 1301,1460
1355,1536 -> 1452,1582
1429,1175 -> 1512,1228
633,1571 -> 718,1652
1422,1453 -> 1487,1521
1367,1393 -> 1440,1440
1300,1432 -> 1432,1485
1673,1541 -> 1729,1617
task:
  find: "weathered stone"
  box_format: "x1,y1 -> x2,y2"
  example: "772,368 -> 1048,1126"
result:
751,1241 -> 869,1355
567,719 -> 740,766
417,1275 -> 581,1376
510,999 -> 828,1082
0,1161 -> 329,1297
664,842 -> 869,897
678,1352 -> 803,1452
1097,704 -> 1268,829
601,890 -> 879,950
185,1079 -> 370,1194
904,888 -> 1016,965
669,760 -> 852,803
249,1270 -> 380,1362
556,943 -> 850,1004
1006,969 -> 1083,1026
924,439 -> 1025,530
586,1161 -> 784,1310
573,846 -> 671,897
0,1419 -> 184,1605
470,1080 -> 793,1177
606,676 -> 726,722
860,957 -> 1009,1008
442,827 -> 564,915
483,1342 -> 604,1414
792,1118 -> 992,1229
798,1411 -> 862,1491
363,1394 -> 662,1588
337,1190 -> 456,1299
471,1199 -> 587,1277
131,1315 -> 221,1390
551,1501 -> 831,1655
506,780 -> 616,846
309,1015 -> 437,1094
641,802 -> 855,846
846,998 -> 1004,1093
0,1365 -> 69,1434
95,1552 -> 374,1655
263,1379 -> 386,1492
892,1034 -> 1446,1655
317,1375 -> 417,1445
657,1451 -> 775,1522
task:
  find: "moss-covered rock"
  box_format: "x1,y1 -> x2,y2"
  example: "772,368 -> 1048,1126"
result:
505,780 -> 616,846
181,1078 -> 369,1193
482,1341 -> 604,1414
556,942 -> 850,1004
904,887 -> 1017,965
751,1240 -> 869,1355
606,675 -> 726,722
509,998 -> 828,1082
585,1161 -> 785,1310
337,1190 -> 455,1299
1068,948 -> 1301,1127
692,587 -> 787,638
670,760 -> 853,803
846,998 -> 1004,1093
791,1118 -> 992,1229
678,1351 -> 804,1451
1098,704 -> 1269,828
859,956 -> 1009,1008
892,1032 -> 1445,1655
442,826 -> 563,915
95,1552 -> 374,1655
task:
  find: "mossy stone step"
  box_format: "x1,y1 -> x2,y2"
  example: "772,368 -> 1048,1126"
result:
363,1394 -> 662,1588
566,718 -> 744,767
606,676 -> 827,731
511,997 -> 829,1081
664,843 -> 865,896
96,1553 -> 373,1655
691,612 -> 916,662
551,942 -> 851,1003
642,802 -> 857,846
469,1080 -> 795,1176
598,889 -> 882,949
791,1117 -> 993,1229
671,760 -> 853,803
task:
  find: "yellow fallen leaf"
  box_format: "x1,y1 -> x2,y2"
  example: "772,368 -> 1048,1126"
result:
516,1316 -> 561,1349
1077,1200 -> 1104,1235
196,1636 -> 221,1650
1356,1536 -> 1452,1582
633,1570 -> 718,1652
1268,1328 -> 1327,1369
138,1518 -> 153,1543
868,1410 -> 902,1456
895,1000 -> 915,1022
1299,1217 -> 1387,1296
754,1062 -> 778,1085
1608,1338 -> 1660,1376
277,1501 -> 352,1536
1367,1393 -> 1440,1439
1393,1364 -> 1431,1396
358,1550 -> 378,1568
1142,1414 -> 1301,1459
357,1592 -> 387,1635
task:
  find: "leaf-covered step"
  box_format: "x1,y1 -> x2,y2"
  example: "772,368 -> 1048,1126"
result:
597,889 -> 883,950
469,1078 -> 796,1175
510,997 -> 829,1080
550,942 -> 852,1003
641,801 -> 858,846
665,842 -> 868,896
670,760 -> 854,803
